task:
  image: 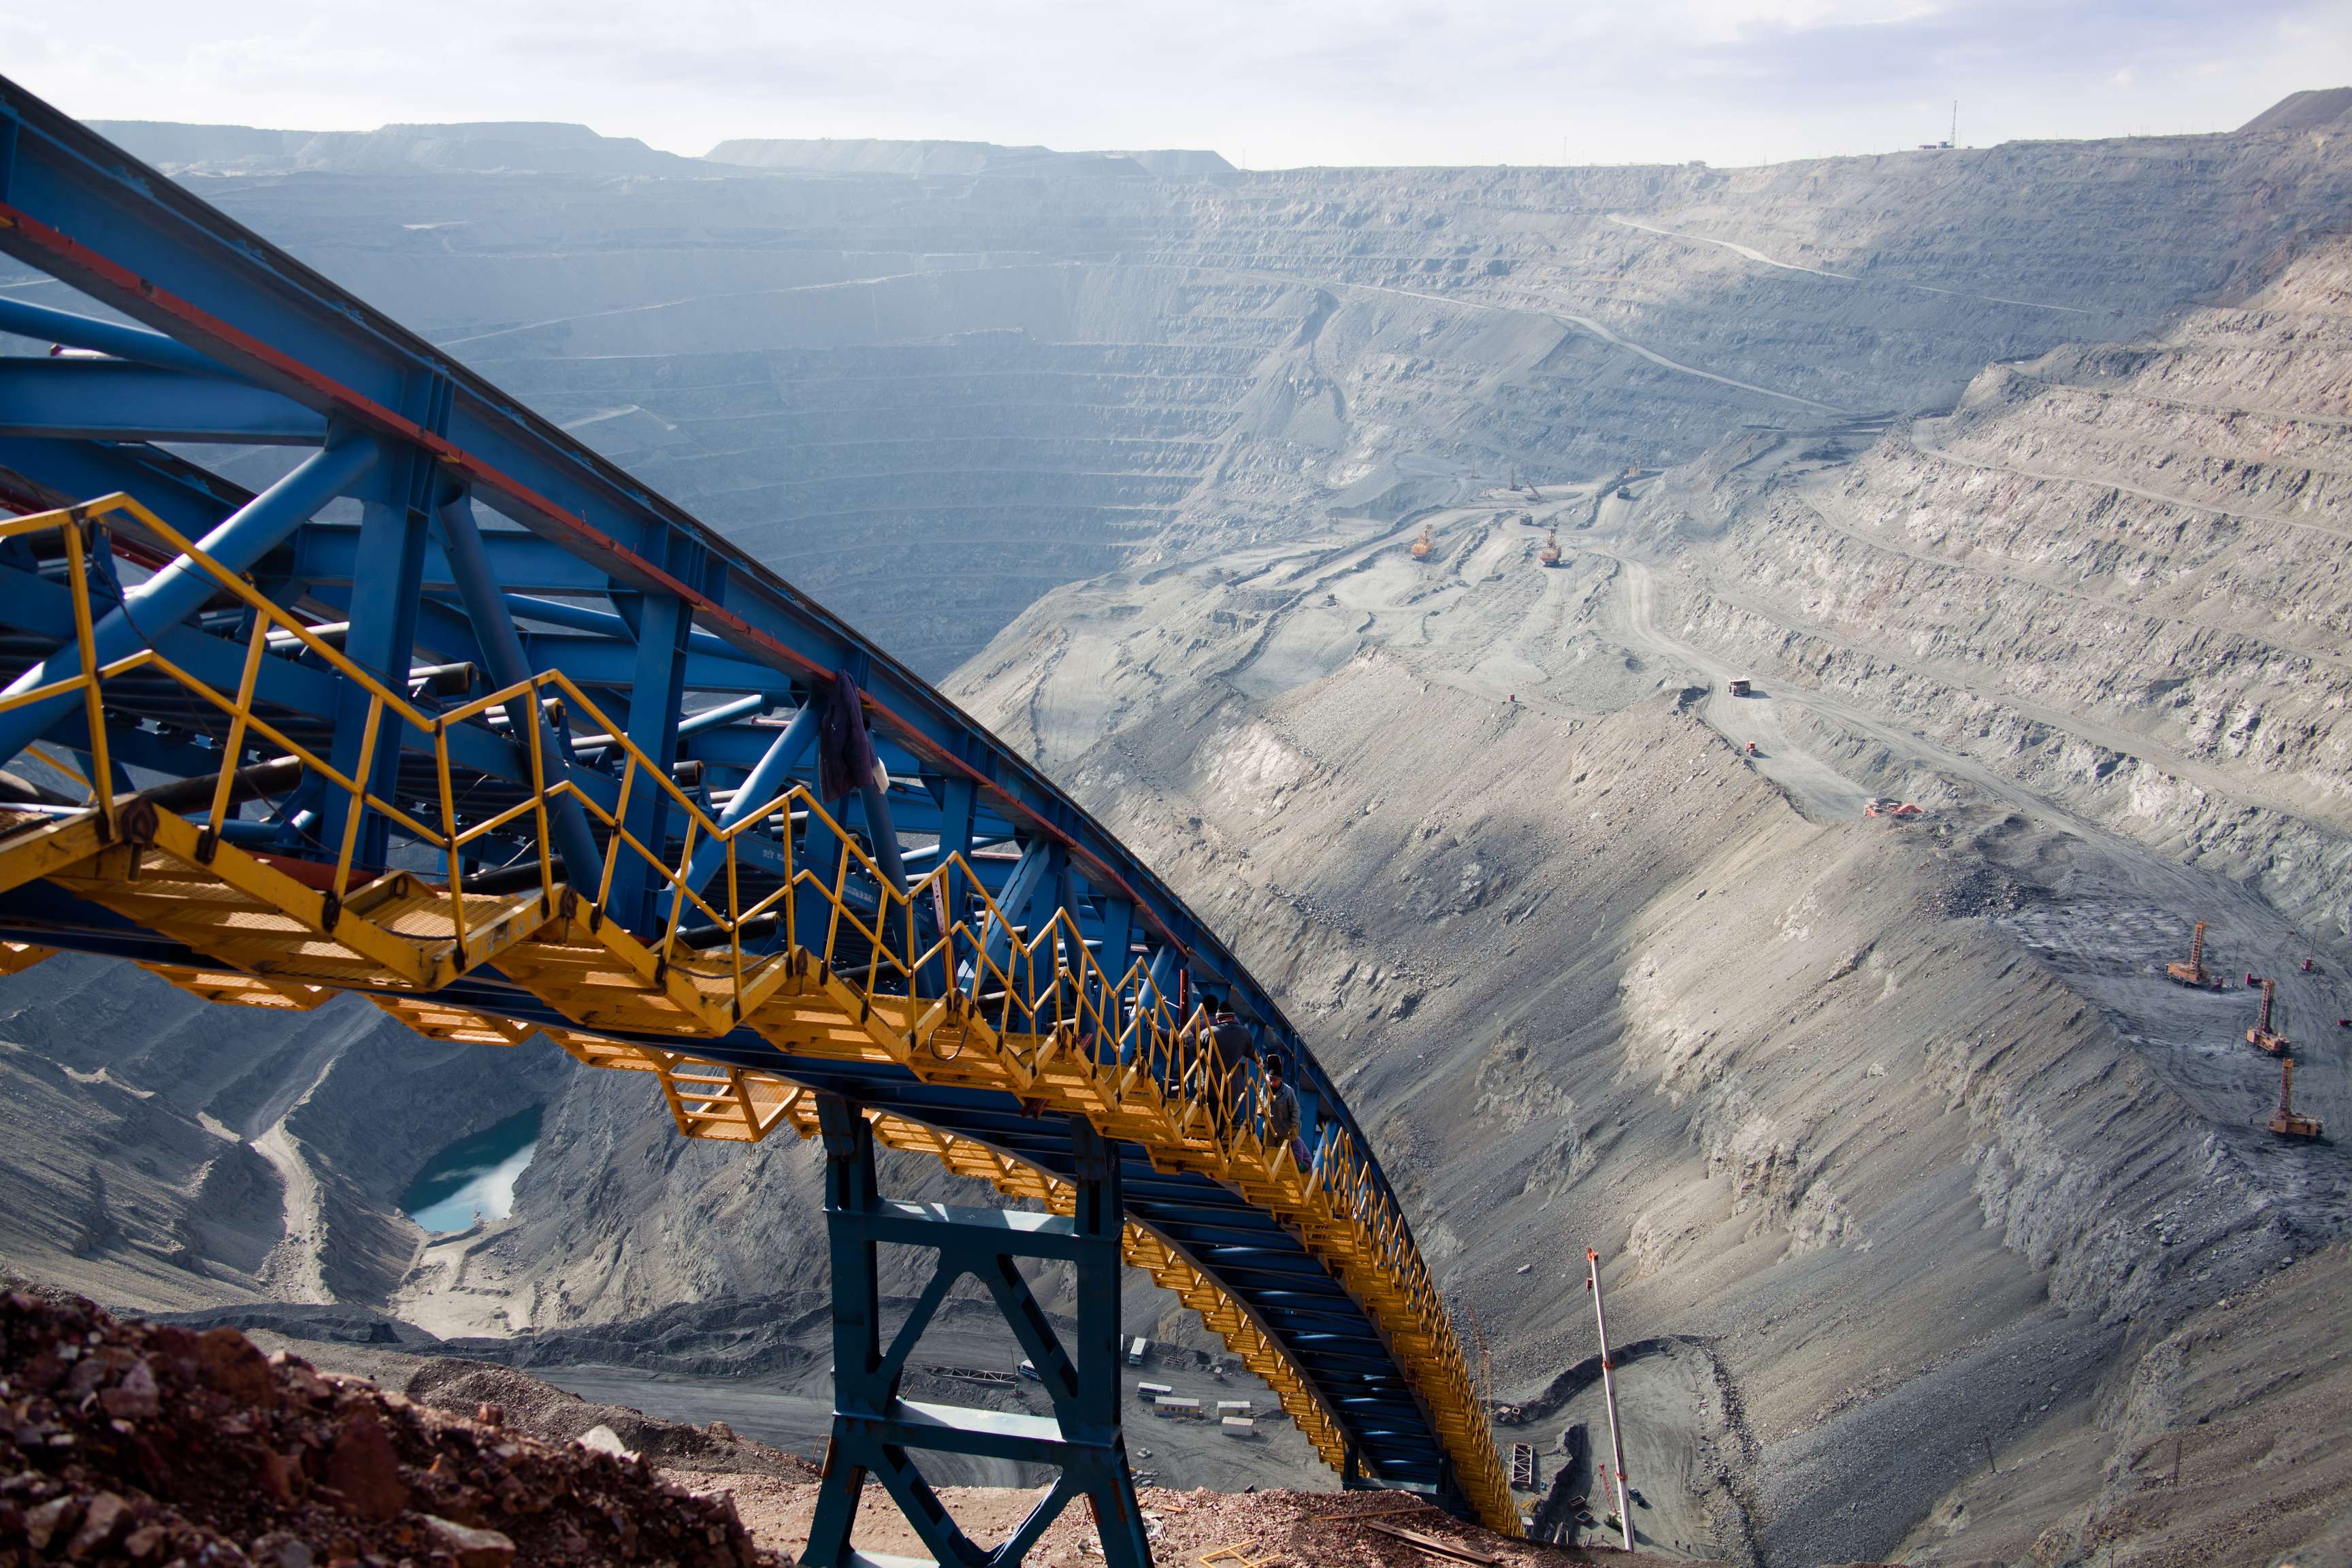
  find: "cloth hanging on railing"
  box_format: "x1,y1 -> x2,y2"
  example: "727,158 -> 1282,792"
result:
817,668 -> 883,802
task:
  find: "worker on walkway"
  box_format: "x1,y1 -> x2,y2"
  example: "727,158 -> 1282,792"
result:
1263,1055 -> 1309,1169
1191,1006 -> 1248,1113
1211,1008 -> 1254,1067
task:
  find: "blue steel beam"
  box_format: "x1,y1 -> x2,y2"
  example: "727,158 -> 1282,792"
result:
501,634 -> 787,696
983,842 -> 1056,974
0,434 -> 376,762
0,359 -> 323,444
857,777 -> 909,894
0,437 -> 252,544
609,587 -> 693,924
284,521 -> 615,595
666,708 -> 932,795
935,776 -> 977,863
675,704 -> 817,904
434,497 -> 606,888
325,473 -> 436,868
502,592 -> 759,667
574,692 -> 770,759
804,1098 -> 1149,1568
0,292 -> 230,377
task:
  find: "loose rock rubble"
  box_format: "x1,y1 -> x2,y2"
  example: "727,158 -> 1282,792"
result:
393,1361 -> 818,1482
0,1292 -> 783,1567
704,1477 -> 1706,1567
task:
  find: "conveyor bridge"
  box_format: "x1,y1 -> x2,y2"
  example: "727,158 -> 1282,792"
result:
0,76 -> 1512,1561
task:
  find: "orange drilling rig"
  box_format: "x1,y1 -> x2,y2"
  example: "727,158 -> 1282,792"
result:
2166,921 -> 2211,987
2268,1057 -> 2322,1140
1409,524 -> 1434,561
1539,529 -> 1563,568
2247,978 -> 2290,1055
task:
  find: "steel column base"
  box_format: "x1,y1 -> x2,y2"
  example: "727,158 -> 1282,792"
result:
804,1094 -> 1150,1568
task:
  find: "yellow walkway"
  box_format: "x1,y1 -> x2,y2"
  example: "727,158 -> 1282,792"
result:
0,495 -> 1512,1530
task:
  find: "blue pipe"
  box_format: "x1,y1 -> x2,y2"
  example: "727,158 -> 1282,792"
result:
982,841 -> 1054,977
857,776 -> 909,895
678,693 -> 769,738
0,296 -> 235,380
574,691 -> 767,757
674,703 -> 817,906
0,436 -> 378,766
501,591 -> 749,666
1126,945 -> 1186,1070
434,497 -> 607,894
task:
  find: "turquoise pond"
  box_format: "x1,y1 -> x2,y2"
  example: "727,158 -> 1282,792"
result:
401,1105 -> 543,1234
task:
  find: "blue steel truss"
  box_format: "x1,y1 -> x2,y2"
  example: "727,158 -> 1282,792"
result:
0,75 -> 1482,1533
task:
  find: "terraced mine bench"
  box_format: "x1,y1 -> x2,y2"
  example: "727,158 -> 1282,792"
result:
0,78 -> 1513,1567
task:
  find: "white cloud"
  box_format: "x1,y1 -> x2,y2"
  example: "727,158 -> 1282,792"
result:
3,0 -> 2345,166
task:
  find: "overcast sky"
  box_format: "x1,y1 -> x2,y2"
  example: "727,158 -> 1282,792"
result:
3,1 -> 2345,168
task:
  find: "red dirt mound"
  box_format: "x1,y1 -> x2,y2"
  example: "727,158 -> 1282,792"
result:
0,1291 -> 784,1567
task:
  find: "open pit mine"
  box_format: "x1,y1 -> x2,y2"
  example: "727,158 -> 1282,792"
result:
1,76 -> 2350,1568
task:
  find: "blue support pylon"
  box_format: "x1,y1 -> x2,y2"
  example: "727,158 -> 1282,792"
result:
804,1094 -> 1152,1568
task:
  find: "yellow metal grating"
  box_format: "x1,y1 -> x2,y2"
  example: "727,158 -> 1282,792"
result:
140,963 -> 331,1011
367,994 -> 536,1046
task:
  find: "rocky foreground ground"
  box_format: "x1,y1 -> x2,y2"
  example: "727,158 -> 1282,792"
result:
694,1478 -> 1722,1568
0,1291 -> 777,1567
0,1289 -> 1826,1568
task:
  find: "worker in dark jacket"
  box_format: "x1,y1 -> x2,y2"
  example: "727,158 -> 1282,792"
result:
1211,1009 -> 1254,1070
1192,1007 -> 1248,1116
1263,1054 -> 1309,1169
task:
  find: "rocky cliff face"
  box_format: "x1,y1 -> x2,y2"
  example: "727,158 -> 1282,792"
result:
1651,237 -> 2352,943
93,115 -> 2351,677
928,236 -> 2352,1566
0,955 -> 568,1315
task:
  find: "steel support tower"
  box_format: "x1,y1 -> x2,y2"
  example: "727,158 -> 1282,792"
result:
807,1097 -> 1151,1568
